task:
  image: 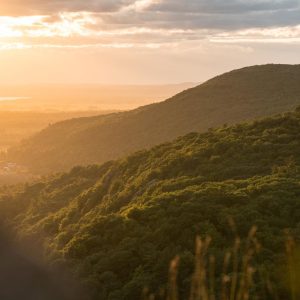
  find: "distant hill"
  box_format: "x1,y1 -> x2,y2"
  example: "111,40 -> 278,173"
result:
7,64 -> 300,173
1,107 -> 300,299
0,111 -> 109,151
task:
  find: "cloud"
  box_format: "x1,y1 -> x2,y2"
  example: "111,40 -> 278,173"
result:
1,0 -> 131,15
149,0 -> 299,14
0,0 -> 300,50
2,1 -> 300,24
99,0 -> 300,30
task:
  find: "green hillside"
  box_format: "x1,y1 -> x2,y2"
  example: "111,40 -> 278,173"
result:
1,107 -> 300,299
6,64 -> 300,173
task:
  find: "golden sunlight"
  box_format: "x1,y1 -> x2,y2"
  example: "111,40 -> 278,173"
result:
0,1 -> 300,300
0,16 -> 45,38
0,13 -> 94,39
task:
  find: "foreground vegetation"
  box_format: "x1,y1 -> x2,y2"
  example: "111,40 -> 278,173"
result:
1,107 -> 300,299
6,64 -> 300,173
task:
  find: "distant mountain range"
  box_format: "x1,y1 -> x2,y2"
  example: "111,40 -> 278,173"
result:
6,64 -> 300,173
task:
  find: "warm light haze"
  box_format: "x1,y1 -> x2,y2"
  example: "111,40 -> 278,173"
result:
0,0 -> 300,85
0,2 -> 300,300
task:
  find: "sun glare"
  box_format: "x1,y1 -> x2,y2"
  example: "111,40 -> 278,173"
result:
0,16 -> 45,38
0,13 -> 94,40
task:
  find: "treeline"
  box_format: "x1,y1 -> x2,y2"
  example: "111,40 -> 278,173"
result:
1,107 -> 300,299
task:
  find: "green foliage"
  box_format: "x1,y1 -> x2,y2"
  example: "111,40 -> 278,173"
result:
1,108 -> 300,299
6,64 -> 300,173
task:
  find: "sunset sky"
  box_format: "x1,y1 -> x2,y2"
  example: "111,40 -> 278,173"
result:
1,0 -> 300,84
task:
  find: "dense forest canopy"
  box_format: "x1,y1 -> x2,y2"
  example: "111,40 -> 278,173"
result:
6,64 -> 300,174
1,107 -> 300,299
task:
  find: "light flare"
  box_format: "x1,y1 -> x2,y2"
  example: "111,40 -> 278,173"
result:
0,11 -> 300,49
0,13 -> 95,39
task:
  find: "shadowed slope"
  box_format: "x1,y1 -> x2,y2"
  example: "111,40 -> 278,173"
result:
7,64 -> 300,173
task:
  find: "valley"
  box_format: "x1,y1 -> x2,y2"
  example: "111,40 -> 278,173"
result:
5,64 -> 300,174
0,65 -> 299,300
1,105 -> 299,299
1,1 -> 299,299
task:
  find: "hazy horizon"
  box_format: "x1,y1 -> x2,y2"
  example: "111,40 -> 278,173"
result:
0,82 -> 197,111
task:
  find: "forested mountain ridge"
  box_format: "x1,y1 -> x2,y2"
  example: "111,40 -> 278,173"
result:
6,64 -> 300,173
1,107 -> 300,299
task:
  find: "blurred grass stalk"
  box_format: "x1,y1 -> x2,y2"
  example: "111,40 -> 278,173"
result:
286,234 -> 298,300
145,226 -> 299,300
